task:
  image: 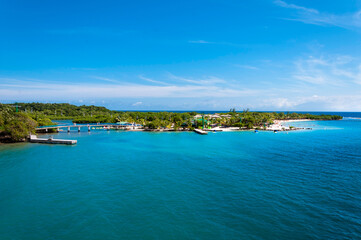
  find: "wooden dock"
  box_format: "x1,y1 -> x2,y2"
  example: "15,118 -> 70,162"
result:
29,135 -> 77,145
36,124 -> 133,133
194,129 -> 208,135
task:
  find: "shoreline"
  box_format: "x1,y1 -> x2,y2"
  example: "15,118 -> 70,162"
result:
38,119 -> 316,134
0,119 -> 336,144
277,119 -> 312,124
267,119 -> 312,131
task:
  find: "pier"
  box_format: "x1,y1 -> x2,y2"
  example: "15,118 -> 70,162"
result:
29,135 -> 77,145
35,124 -> 123,133
194,129 -> 208,135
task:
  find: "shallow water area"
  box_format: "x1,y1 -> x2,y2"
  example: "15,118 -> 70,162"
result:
1,119 -> 361,239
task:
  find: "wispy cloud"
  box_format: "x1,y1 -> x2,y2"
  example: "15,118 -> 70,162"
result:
91,76 -> 122,84
261,95 -> 361,111
48,27 -> 133,36
274,0 -> 361,29
291,55 -> 361,86
167,73 -> 226,85
274,0 -> 318,14
2,74 -> 361,111
188,40 -> 246,48
138,75 -> 169,85
71,67 -> 97,71
293,57 -> 328,84
235,64 -> 259,70
132,101 -> 143,106
188,40 -> 213,44
0,77 -> 261,101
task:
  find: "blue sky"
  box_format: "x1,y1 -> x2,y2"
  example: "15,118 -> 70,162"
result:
1,0 -> 361,111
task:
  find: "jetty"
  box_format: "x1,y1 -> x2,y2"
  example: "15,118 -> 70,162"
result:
35,123 -> 144,133
29,135 -> 77,145
194,129 -> 208,135
36,124 -> 116,133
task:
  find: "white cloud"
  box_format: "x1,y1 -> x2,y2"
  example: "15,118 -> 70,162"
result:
3,62 -> 361,111
71,67 -> 97,71
0,79 -> 260,100
291,55 -> 361,85
167,73 -> 226,85
261,95 -> 361,111
293,75 -> 326,84
274,1 -> 361,30
138,75 -> 169,85
188,40 -> 212,44
235,64 -> 259,70
48,27 -> 132,36
274,0 -> 318,14
188,40 -> 243,48
132,101 -> 143,106
91,76 -> 122,83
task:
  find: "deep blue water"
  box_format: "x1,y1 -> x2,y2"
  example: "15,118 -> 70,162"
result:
1,119 -> 361,239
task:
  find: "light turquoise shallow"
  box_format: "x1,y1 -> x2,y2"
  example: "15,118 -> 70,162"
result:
1,120 -> 361,239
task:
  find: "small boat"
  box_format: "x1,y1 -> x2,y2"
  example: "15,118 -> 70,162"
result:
254,130 -> 259,133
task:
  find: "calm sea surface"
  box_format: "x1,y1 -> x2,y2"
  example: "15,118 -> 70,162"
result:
1,119 -> 361,239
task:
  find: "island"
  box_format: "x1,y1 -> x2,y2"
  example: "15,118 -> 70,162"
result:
0,103 -> 343,143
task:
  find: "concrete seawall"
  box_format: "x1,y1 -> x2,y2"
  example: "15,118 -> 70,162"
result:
29,135 -> 77,145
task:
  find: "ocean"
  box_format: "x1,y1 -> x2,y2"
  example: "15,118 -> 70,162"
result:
0,118 -> 360,239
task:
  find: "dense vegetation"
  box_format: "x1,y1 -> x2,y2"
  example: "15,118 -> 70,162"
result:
0,103 -> 343,142
112,110 -> 342,130
17,103 -> 113,119
0,105 -> 38,142
232,110 -> 342,129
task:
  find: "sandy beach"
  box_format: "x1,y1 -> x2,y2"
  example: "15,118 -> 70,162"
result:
268,119 -> 312,131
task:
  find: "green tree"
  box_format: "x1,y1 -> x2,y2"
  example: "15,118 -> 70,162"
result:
3,113 -> 37,141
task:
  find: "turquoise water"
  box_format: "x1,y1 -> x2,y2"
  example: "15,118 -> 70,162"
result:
1,120 -> 361,239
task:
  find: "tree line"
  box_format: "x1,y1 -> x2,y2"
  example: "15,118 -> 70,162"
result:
0,103 -> 343,142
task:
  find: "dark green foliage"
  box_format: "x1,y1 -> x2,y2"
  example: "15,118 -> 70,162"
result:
237,111 -> 342,129
4,102 -> 115,124
0,105 -> 37,142
17,102 -> 112,117
0,103 -> 343,138
30,113 -> 53,126
145,122 -> 157,129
